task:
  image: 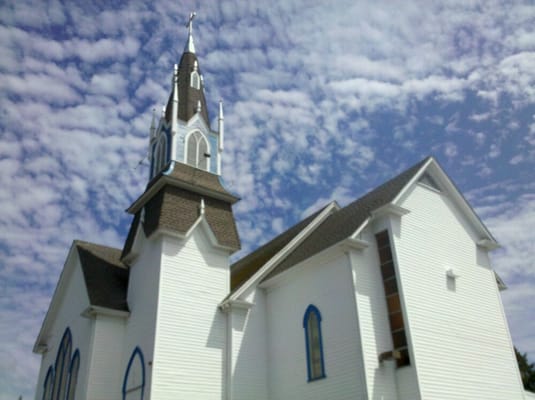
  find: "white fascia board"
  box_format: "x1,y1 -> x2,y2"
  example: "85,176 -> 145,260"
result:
394,157 -> 499,247
339,237 -> 370,253
221,201 -> 339,306
477,238 -> 501,251
186,112 -> 211,131
33,242 -> 80,353
81,306 -> 130,319
219,299 -> 254,313
391,157 -> 434,205
370,203 -> 411,219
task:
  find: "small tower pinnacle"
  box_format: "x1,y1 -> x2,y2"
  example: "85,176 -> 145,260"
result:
185,12 -> 196,54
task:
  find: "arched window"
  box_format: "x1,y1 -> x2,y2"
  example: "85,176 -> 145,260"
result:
53,328 -> 72,400
191,60 -> 200,89
123,347 -> 145,400
303,305 -> 326,381
66,349 -> 80,400
186,131 -> 209,170
43,366 -> 54,400
190,70 -> 200,89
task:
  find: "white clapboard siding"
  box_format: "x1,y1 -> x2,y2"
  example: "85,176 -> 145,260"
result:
395,183 -> 524,399
350,229 -> 405,400
85,315 -> 126,399
230,288 -> 269,400
150,227 -> 230,399
122,234 -> 164,397
34,256 -> 92,400
266,250 -> 367,400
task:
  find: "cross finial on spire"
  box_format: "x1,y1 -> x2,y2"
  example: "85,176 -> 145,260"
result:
184,11 -> 197,53
186,12 -> 196,34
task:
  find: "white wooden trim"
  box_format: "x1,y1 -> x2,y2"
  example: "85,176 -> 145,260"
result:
221,201 -> 339,304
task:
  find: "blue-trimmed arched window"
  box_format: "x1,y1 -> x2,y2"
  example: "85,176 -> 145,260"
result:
66,349 -> 80,400
186,131 -> 209,170
123,347 -> 145,400
53,328 -> 72,400
303,304 -> 326,381
43,366 -> 54,400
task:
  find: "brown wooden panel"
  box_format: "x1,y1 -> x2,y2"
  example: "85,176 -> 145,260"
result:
375,231 -> 389,246
378,246 -> 393,263
383,277 -> 398,296
381,261 -> 396,280
387,293 -> 401,313
389,311 -> 404,331
392,329 -> 407,348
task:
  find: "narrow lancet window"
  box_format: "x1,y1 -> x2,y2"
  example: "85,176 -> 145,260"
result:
43,367 -> 54,400
66,350 -> 80,400
123,347 -> 145,400
53,328 -> 72,400
303,304 -> 326,381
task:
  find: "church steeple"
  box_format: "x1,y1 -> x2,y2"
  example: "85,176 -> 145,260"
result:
164,12 -> 209,126
149,12 -> 224,179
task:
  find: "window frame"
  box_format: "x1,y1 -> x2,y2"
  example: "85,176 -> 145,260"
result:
53,328 -> 72,400
122,347 -> 146,400
66,349 -> 80,400
43,366 -> 54,400
303,304 -> 326,382
184,130 -> 210,171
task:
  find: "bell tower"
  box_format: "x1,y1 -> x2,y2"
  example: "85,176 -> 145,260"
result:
120,12 -> 240,399
149,12 -> 225,179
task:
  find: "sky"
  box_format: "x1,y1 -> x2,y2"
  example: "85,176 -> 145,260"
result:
0,0 -> 533,398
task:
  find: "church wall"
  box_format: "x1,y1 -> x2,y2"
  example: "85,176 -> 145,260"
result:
395,183 -> 524,399
85,315 -> 125,399
150,227 -> 230,399
265,249 -> 366,400
230,288 -> 269,400
350,228 -> 405,400
122,233 -> 163,398
34,255 -> 92,400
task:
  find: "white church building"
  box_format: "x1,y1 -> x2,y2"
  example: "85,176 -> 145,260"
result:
33,15 -> 528,400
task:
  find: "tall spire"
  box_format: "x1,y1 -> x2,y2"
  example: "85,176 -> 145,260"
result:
184,11 -> 196,54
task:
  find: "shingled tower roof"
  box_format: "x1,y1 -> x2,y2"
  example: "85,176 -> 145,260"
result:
165,13 -> 209,125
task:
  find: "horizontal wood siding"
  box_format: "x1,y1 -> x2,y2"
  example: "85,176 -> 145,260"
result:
122,235 -> 163,397
231,289 -> 269,400
396,184 -> 524,399
35,257 -> 92,400
151,227 -> 229,399
266,251 -> 366,400
351,231 -> 405,400
86,316 -> 125,399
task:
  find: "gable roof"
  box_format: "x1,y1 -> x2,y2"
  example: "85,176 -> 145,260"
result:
76,241 -> 129,312
229,157 -> 431,296
34,240 -> 129,352
263,157 -> 431,281
230,204 -> 332,290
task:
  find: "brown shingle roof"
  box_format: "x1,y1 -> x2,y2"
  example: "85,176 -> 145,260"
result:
76,241 -> 129,312
123,163 -> 241,260
264,157 -> 429,280
230,157 -> 430,290
144,162 -> 239,203
230,205 -> 331,290
143,184 -> 240,251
